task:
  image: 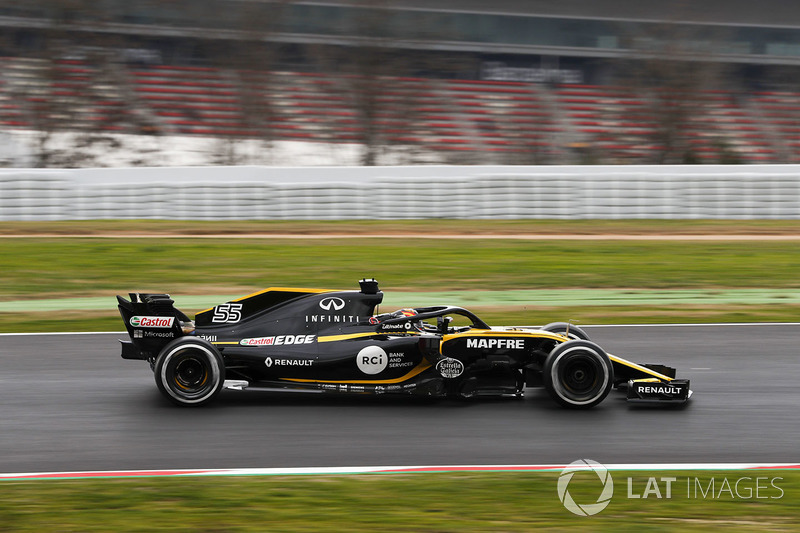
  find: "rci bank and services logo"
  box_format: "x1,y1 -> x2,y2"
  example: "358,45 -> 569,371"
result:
557,459 -> 614,516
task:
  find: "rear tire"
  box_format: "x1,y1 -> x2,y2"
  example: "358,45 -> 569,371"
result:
543,340 -> 612,409
154,338 -> 225,407
541,322 -> 590,340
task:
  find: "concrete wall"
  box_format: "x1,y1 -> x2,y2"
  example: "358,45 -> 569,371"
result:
2,165 -> 799,220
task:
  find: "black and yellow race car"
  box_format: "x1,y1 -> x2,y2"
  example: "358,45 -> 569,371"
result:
117,279 -> 691,408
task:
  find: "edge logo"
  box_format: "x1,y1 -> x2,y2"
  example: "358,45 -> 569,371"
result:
319,297 -> 345,311
240,335 -> 315,346
557,459 -> 614,516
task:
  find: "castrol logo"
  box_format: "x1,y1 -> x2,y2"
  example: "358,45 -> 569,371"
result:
130,316 -> 175,328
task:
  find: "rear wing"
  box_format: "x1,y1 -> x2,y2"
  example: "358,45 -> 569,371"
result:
117,293 -> 194,360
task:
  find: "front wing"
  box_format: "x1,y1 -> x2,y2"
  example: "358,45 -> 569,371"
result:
606,353 -> 692,405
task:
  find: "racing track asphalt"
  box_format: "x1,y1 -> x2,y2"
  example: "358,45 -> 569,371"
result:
0,325 -> 798,474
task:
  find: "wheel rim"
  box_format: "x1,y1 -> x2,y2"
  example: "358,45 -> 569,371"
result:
161,345 -> 220,403
173,356 -> 209,391
561,356 -> 601,395
550,346 -> 610,406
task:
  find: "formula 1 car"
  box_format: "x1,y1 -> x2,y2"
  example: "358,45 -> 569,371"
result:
117,279 -> 691,408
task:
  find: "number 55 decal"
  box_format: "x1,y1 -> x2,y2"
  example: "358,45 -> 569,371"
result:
212,303 -> 243,323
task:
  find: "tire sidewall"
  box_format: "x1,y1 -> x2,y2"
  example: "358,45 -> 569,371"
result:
543,340 -> 612,409
541,321 -> 590,340
154,337 -> 225,406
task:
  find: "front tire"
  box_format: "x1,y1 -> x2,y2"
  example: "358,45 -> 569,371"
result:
543,340 -> 613,409
154,338 -> 225,407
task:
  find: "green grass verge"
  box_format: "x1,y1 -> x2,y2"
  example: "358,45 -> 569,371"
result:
3,237 -> 800,300
1,471 -> 797,532
2,220 -> 800,331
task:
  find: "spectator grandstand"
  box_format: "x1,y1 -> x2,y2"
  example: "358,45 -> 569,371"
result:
1,1 -> 799,166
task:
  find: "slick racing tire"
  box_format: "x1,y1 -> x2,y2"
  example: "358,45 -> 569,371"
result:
154,337 -> 225,407
543,340 -> 613,409
541,322 -> 590,340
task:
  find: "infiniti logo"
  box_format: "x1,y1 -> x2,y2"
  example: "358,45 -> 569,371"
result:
319,297 -> 345,311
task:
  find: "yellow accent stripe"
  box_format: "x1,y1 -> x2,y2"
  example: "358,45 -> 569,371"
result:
214,331 -> 420,346
608,354 -> 673,381
197,287 -> 335,314
230,287 -> 333,303
318,332 -> 377,343
441,330 -> 566,343
441,330 -> 566,355
280,361 -> 432,385
318,332 -> 420,343
445,330 -> 673,381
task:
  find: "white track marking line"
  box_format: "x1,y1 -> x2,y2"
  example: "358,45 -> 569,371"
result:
1,463 -> 799,481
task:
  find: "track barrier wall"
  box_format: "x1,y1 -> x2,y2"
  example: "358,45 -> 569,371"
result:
2,165 -> 799,220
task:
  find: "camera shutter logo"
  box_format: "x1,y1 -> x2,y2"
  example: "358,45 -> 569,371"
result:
557,459 -> 614,516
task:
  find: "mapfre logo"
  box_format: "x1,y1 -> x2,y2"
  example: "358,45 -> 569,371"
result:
557,459 -> 614,516
319,297 -> 345,311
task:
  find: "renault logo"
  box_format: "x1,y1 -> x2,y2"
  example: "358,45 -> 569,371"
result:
319,297 -> 345,311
